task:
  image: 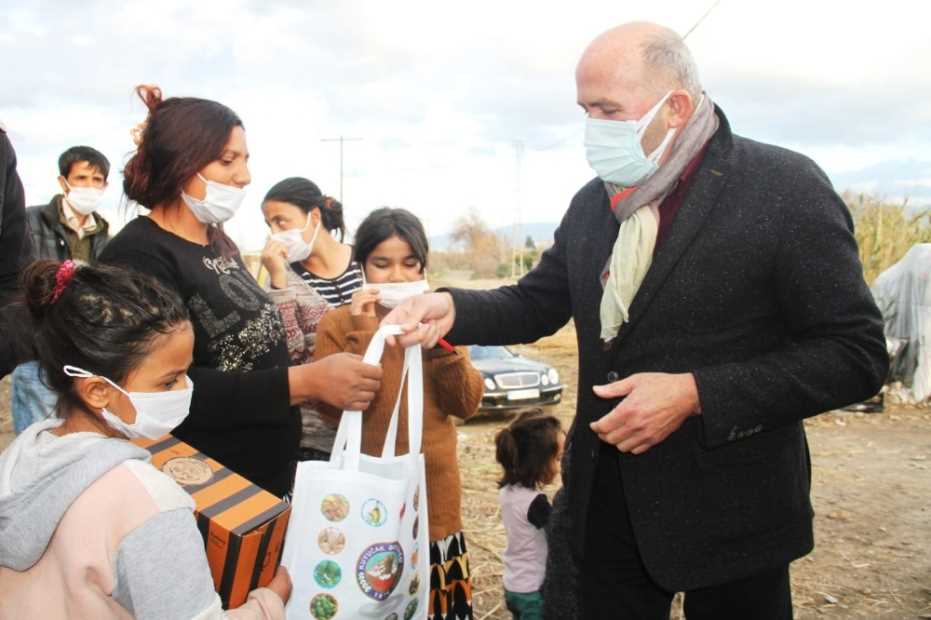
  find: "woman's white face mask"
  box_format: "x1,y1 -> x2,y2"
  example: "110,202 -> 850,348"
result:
63,365 -> 194,440
181,173 -> 247,224
269,213 -> 321,263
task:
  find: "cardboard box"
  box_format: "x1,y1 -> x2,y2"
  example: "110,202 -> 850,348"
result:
134,435 -> 291,608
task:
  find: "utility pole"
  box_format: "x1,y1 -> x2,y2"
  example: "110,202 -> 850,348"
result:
320,136 -> 362,203
511,141 -> 525,279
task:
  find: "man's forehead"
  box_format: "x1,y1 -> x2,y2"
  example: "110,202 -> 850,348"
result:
68,161 -> 105,177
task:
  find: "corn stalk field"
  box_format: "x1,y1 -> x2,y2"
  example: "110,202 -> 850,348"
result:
847,192 -> 931,284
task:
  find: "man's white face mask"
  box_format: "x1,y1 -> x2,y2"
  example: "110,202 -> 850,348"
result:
584,90 -> 677,187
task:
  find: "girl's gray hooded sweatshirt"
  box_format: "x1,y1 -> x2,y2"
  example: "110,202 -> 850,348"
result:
0,419 -> 283,619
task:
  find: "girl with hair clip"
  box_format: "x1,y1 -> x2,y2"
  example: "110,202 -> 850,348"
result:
100,86 -> 382,498
0,260 -> 291,619
314,207 -> 484,620
259,177 -> 365,462
495,411 -> 564,620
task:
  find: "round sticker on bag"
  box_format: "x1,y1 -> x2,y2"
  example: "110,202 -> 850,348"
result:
357,542 -> 404,601
362,499 -> 388,527
318,527 -> 346,555
314,560 -> 342,589
321,494 -> 350,522
309,593 -> 338,620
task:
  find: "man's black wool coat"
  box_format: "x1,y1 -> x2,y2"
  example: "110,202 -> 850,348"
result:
447,108 -> 888,591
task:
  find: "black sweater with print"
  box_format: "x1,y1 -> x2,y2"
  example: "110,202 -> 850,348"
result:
101,216 -> 298,496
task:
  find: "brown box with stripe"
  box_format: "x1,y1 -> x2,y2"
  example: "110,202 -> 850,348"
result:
133,435 -> 291,609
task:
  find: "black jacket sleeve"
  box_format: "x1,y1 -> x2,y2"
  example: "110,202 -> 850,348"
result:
693,160 -> 888,447
445,208 -> 574,346
0,131 -> 33,307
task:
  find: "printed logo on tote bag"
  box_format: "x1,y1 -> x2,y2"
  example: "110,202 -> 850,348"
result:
356,542 -> 404,600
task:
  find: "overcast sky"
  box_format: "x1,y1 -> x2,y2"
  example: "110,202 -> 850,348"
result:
3,0 -> 930,251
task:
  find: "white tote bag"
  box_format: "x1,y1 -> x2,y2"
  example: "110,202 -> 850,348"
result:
283,325 -> 430,620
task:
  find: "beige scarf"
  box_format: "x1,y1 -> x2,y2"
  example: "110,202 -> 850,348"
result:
599,95 -> 719,342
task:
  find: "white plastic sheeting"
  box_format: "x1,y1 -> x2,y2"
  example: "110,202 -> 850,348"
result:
871,244 -> 931,403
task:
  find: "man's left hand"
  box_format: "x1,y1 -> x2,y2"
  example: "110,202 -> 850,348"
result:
591,372 -> 701,454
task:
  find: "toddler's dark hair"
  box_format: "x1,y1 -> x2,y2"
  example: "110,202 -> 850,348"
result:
495,410 -> 562,489
21,260 -> 189,416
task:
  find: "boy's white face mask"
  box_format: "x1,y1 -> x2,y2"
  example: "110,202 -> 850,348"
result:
63,365 -> 193,439
64,183 -> 105,215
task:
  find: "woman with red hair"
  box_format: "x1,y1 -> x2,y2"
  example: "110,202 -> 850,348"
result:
101,86 -> 382,497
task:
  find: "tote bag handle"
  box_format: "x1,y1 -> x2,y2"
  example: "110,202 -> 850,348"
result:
380,343 -> 423,459
329,325 -> 422,471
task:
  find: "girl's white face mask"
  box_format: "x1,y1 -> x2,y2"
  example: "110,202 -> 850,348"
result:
64,183 -> 105,215
269,213 -> 321,263
181,173 -> 247,224
63,365 -> 193,440
370,279 -> 430,309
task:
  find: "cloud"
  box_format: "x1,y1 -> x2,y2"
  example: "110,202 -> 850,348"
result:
1,0 -> 929,253
832,159 -> 931,203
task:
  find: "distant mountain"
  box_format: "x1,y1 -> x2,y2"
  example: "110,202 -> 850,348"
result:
430,221 -> 559,251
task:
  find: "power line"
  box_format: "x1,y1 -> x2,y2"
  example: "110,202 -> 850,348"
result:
683,0 -> 722,39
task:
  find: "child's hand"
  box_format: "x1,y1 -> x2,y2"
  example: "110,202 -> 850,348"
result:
351,288 -> 380,318
261,238 -> 289,290
266,565 -> 292,603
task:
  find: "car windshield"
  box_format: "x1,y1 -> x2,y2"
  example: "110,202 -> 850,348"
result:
469,345 -> 515,361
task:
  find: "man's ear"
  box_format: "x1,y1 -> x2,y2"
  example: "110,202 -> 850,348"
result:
74,377 -> 114,411
57,175 -> 70,195
666,90 -> 696,130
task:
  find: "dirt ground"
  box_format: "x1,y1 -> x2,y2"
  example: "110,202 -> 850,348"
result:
2,315 -> 929,618
458,323 -> 931,620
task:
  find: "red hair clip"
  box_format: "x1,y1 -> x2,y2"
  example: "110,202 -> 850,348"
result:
51,260 -> 77,303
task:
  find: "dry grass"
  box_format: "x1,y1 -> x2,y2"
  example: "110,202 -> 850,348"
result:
454,315 -> 931,619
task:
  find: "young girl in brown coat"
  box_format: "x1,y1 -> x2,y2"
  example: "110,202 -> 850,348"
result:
314,207 -> 483,620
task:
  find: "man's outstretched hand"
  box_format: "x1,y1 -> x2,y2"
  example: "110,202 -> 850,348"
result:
591,372 -> 701,454
381,292 -> 456,348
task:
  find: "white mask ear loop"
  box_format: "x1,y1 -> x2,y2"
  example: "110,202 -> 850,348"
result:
305,215 -> 321,251
63,365 -> 130,397
63,365 -> 93,378
635,91 -> 673,137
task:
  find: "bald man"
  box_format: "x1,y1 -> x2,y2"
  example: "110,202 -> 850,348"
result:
385,23 -> 887,619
